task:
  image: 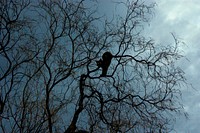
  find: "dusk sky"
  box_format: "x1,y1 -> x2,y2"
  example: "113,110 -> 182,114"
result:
99,0 -> 200,132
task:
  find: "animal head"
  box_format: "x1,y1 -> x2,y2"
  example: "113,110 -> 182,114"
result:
96,59 -> 103,67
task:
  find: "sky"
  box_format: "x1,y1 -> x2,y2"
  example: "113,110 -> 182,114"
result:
1,0 -> 199,132
144,1 -> 200,132
152,0 -> 200,133
98,0 -> 200,132
8,0 -> 200,132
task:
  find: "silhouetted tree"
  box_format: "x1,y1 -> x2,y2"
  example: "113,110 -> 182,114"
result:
0,0 -> 187,133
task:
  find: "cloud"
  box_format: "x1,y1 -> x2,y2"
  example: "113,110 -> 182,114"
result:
99,1 -> 200,132
143,0 -> 200,132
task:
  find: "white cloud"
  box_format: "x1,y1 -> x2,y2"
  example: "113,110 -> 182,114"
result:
99,1 -> 200,132
143,0 -> 200,132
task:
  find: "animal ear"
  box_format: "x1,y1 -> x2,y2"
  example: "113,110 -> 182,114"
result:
96,60 -> 99,65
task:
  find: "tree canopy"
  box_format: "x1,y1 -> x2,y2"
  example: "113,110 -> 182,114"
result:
0,0 -> 187,132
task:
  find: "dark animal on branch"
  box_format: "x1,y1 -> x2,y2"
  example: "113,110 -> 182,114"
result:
96,52 -> 113,76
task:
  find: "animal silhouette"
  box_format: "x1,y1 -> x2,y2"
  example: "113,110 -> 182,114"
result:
96,52 -> 113,76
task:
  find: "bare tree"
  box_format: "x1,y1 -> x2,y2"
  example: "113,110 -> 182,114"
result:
0,0 -> 187,133
0,0 -> 41,132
